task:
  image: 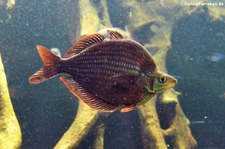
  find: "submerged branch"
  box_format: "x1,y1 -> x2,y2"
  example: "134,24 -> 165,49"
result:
54,0 -> 203,148
0,53 -> 22,149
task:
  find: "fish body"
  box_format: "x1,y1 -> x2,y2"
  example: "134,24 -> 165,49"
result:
219,92 -> 225,100
29,30 -> 177,112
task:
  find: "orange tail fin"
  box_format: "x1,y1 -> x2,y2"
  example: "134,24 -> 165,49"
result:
29,45 -> 61,84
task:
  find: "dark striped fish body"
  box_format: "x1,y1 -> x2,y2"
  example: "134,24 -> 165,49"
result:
29,30 -> 177,112
60,39 -> 155,107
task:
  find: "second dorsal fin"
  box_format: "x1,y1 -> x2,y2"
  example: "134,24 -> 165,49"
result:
64,33 -> 105,58
107,30 -> 124,39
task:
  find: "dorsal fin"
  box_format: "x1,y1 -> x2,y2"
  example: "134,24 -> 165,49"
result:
107,30 -> 124,39
64,33 -> 105,58
60,76 -> 118,112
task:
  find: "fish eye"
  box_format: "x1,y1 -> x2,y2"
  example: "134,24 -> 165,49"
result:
159,77 -> 167,83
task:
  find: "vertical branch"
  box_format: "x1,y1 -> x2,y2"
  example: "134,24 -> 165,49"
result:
129,1 -> 197,148
0,53 -> 22,149
54,102 -> 100,149
78,0 -> 112,36
93,122 -> 105,149
138,96 -> 167,149
161,90 -> 197,149
99,0 -> 112,27
79,0 -> 101,36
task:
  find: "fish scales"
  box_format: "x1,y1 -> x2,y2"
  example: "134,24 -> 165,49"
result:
68,60 -> 139,79
67,41 -> 143,67
61,42 -> 143,79
74,49 -> 141,65
74,56 -> 140,70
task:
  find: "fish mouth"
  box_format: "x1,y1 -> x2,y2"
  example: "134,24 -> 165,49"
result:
166,78 -> 177,89
162,77 -> 177,90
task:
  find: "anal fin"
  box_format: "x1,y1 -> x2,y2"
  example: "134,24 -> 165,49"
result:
120,104 -> 136,112
60,76 -> 118,112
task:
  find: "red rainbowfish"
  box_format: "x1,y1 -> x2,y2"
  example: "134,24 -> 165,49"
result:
29,30 -> 177,112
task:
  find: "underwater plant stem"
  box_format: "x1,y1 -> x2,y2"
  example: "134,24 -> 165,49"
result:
0,53 -> 22,149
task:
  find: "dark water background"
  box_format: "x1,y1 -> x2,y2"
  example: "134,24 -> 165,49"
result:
167,10 -> 225,148
0,0 -> 225,148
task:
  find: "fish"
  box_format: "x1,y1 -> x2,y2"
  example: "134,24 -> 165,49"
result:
190,121 -> 205,125
191,120 -> 225,125
207,52 -> 225,62
28,30 -> 177,112
218,92 -> 225,100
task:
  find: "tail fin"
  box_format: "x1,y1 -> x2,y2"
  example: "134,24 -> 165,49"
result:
29,45 -> 61,84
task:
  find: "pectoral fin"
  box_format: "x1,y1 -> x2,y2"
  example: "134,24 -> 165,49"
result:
145,86 -> 156,93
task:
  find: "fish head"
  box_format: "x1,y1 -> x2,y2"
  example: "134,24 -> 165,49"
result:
149,70 -> 177,93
